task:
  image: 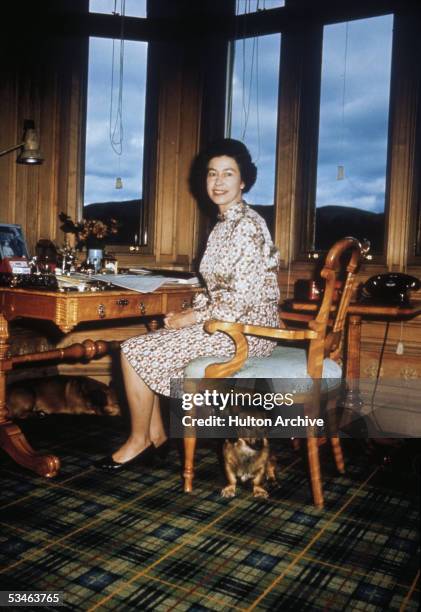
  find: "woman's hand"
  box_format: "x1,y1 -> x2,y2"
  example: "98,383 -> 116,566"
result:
163,308 -> 197,330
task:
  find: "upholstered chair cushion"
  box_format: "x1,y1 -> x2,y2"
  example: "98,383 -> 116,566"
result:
184,345 -> 342,392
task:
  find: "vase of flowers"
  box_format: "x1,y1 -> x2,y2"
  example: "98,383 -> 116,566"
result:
59,213 -> 118,272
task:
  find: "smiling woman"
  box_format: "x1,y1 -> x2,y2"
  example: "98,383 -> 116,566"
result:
94,138 -> 281,472
206,156 -> 245,213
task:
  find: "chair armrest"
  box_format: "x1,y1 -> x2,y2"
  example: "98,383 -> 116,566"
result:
201,320 -> 318,378
205,320 -> 318,341
279,310 -> 315,324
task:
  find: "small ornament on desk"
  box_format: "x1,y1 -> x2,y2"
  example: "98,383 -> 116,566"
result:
79,258 -> 96,275
103,252 -> 118,274
57,241 -> 77,274
35,239 -> 58,273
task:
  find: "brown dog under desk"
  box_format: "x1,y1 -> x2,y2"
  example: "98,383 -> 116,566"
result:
7,375 -> 121,419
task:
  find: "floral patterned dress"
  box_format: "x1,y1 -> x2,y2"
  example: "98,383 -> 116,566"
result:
121,202 -> 280,396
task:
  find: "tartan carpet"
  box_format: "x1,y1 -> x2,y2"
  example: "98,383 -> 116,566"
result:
0,416 -> 419,611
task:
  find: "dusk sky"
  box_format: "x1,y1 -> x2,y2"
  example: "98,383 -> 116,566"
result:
85,2 -> 393,215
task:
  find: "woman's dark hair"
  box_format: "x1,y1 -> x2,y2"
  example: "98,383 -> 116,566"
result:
191,138 -> 257,197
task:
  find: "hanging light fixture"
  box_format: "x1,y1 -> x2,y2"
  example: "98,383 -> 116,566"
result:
0,120 -> 44,165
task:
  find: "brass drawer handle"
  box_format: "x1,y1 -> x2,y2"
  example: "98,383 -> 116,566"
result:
181,299 -> 192,310
139,302 -> 146,315
98,304 -> 106,318
116,298 -> 129,306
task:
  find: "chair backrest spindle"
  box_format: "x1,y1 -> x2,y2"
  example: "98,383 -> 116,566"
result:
307,237 -> 369,375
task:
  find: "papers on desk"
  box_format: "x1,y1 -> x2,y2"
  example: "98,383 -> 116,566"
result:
90,274 -> 200,293
161,277 -> 200,285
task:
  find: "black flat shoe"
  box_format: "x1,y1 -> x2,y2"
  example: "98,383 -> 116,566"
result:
94,445 -> 154,471
154,439 -> 171,461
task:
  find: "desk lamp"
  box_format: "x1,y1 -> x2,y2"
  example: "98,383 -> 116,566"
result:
0,120 -> 43,164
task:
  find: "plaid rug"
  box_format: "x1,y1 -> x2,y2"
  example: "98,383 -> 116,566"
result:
0,416 -> 419,611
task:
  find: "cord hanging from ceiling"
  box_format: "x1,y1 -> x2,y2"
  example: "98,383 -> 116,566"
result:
239,0 -> 262,161
337,21 -> 349,181
109,0 -> 125,189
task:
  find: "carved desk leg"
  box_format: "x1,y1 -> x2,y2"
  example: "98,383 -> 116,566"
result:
0,313 -> 60,478
343,314 -> 364,411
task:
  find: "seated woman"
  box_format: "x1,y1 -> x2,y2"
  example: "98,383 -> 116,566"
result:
95,138 -> 280,470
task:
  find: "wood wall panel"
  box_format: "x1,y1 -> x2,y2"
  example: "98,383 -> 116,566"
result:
386,13 -> 421,270
153,44 -> 183,260
0,2 -> 87,256
0,78 -> 18,224
174,51 -> 203,263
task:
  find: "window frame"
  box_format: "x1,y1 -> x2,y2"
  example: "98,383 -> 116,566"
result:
83,1 -> 421,269
80,10 -> 156,255
228,1 -> 421,272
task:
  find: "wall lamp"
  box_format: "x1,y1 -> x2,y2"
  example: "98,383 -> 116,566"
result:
0,120 -> 44,165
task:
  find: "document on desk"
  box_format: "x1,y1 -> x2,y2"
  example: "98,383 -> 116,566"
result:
91,274 -> 199,293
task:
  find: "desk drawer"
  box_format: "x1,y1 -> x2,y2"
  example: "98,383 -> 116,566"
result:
166,292 -> 195,312
77,294 -> 163,321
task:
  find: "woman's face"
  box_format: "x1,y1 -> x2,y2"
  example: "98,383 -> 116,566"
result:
206,155 -> 245,212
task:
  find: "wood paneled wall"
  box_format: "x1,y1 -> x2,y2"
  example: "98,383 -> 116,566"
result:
0,1 -> 88,255
145,0 -> 233,266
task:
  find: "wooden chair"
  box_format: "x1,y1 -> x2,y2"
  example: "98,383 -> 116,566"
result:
183,237 -> 368,508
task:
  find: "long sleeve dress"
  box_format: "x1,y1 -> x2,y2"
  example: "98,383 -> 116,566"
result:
120,202 -> 280,397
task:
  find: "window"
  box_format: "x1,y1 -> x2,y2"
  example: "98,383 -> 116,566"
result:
84,1 -> 147,245
89,0 -> 146,18
235,0 -> 284,15
315,15 -> 393,253
227,33 -> 281,233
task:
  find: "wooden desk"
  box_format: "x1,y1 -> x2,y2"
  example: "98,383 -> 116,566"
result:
282,299 -> 421,409
0,285 -> 199,477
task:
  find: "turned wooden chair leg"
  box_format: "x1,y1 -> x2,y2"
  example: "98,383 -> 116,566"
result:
307,436 -> 324,508
183,436 -> 196,493
331,437 -> 345,474
326,397 -> 345,474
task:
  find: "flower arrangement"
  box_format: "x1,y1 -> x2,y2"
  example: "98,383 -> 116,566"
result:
59,212 -> 118,249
